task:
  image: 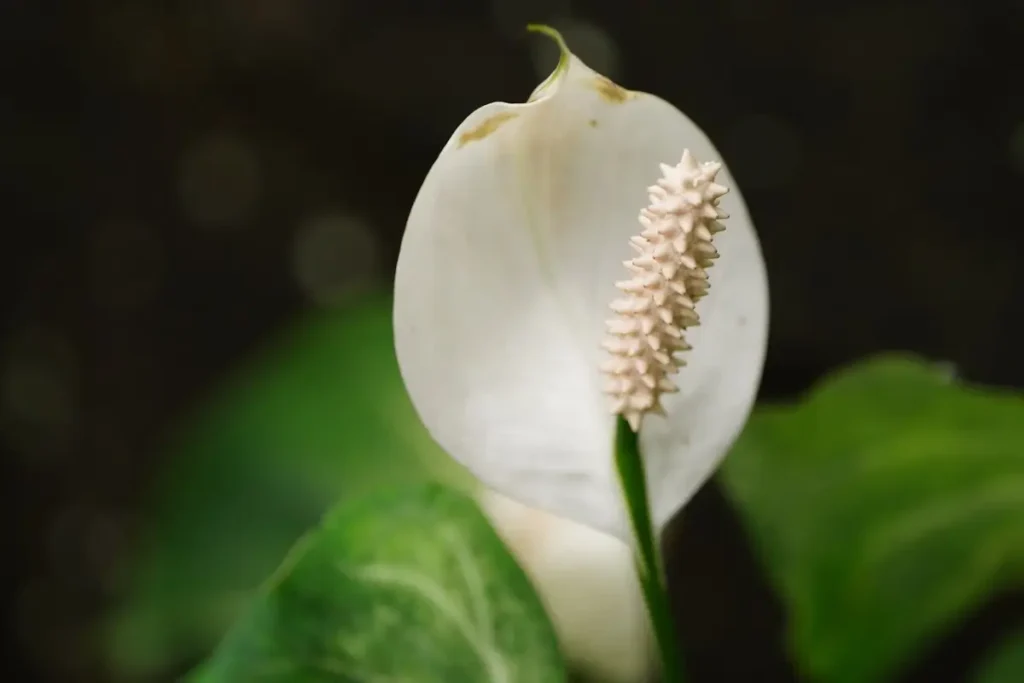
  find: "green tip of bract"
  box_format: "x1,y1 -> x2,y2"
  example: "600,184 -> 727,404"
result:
526,23 -> 570,87
526,23 -> 568,51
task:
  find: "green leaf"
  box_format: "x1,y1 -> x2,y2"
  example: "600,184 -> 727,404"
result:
721,354 -> 1024,683
972,629 -> 1024,683
107,294 -> 472,675
191,483 -> 567,683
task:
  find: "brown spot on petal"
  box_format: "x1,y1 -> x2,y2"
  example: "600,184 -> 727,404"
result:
592,75 -> 631,103
588,118 -> 598,127
458,111 -> 518,147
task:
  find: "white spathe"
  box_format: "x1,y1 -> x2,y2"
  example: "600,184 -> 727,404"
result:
478,488 -> 654,683
394,30 -> 769,540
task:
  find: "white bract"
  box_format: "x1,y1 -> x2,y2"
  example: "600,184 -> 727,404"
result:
479,488 -> 654,683
394,28 -> 769,540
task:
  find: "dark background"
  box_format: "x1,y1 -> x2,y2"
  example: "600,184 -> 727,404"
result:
3,1 -> 1023,682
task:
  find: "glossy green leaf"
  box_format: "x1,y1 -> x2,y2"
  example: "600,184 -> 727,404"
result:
191,483 -> 567,683
972,629 -> 1024,683
107,294 -> 470,675
721,354 -> 1024,683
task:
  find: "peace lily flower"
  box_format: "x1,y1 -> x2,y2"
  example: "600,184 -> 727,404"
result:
394,27 -> 768,540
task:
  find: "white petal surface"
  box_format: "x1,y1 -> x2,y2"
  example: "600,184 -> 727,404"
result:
478,488 -> 653,683
394,36 -> 768,539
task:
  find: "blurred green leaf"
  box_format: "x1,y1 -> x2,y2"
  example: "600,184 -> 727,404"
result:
190,483 -> 567,683
109,294 -> 471,675
722,354 -> 1024,683
972,629 -> 1024,683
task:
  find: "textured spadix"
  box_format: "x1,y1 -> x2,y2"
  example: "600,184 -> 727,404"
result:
602,150 -> 730,431
394,28 -> 769,540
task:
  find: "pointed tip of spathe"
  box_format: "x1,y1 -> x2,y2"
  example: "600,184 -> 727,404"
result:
525,23 -> 563,40
525,23 -> 570,54
524,23 -> 571,102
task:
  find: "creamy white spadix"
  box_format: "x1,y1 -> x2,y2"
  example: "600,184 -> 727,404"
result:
394,29 -> 768,540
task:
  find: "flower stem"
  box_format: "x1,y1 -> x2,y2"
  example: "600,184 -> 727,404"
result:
614,416 -> 684,682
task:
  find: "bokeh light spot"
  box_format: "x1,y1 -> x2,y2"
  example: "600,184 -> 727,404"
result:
291,211 -> 380,306
46,504 -> 128,595
178,132 -> 261,230
89,220 -> 165,311
1,327 -> 78,463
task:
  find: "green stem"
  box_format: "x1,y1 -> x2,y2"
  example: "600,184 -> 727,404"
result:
614,416 -> 684,682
